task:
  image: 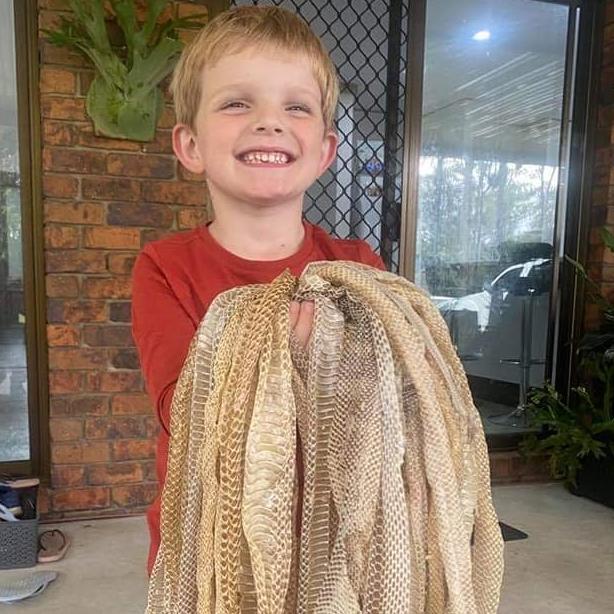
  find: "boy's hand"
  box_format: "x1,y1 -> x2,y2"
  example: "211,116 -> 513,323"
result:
289,300 -> 314,349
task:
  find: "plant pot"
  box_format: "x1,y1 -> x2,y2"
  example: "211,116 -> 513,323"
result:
568,445 -> 614,509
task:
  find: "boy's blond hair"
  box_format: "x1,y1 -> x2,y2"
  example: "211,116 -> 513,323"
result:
170,6 -> 340,132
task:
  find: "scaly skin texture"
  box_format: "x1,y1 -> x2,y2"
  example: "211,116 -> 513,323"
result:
146,262 -> 504,614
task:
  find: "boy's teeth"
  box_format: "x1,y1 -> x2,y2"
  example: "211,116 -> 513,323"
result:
242,151 -> 290,164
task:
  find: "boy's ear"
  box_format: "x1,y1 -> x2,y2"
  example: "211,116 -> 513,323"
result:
317,130 -> 339,177
172,123 -> 206,175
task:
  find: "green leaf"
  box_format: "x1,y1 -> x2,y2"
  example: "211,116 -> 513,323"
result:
593,419 -> 614,435
153,13 -> 208,46
86,76 -> 123,135
564,254 -> 589,280
43,15 -> 88,49
117,89 -> 164,141
81,47 -> 127,90
575,386 -> 596,412
565,254 -> 608,310
141,0 -> 171,44
128,36 -> 183,95
86,75 -> 162,142
109,0 -> 138,65
68,0 -> 112,54
601,227 -> 614,253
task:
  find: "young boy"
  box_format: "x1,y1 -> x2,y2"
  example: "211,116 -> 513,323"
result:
131,5 -> 385,576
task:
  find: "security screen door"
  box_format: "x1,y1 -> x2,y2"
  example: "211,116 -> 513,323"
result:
233,0 -> 410,273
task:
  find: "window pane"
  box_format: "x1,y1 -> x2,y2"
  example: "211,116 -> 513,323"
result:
415,0 -> 569,436
0,0 -> 29,462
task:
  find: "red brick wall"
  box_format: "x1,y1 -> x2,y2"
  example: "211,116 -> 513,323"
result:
38,0 -> 210,518
587,1 -> 614,329
37,0 -> 614,516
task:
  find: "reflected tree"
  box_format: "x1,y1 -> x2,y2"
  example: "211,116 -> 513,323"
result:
417,154 -> 558,296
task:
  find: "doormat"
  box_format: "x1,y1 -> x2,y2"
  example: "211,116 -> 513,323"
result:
499,521 -> 528,541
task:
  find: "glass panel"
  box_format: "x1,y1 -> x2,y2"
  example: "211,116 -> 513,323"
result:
0,0 -> 29,462
415,0 -> 569,437
231,0 -> 410,272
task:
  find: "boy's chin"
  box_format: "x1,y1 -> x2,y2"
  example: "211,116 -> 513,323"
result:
247,198 -> 297,209
239,190 -> 305,208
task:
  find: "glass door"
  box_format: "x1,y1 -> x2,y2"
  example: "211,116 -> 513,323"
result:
413,0 -> 571,441
0,0 -> 46,476
0,0 -> 28,463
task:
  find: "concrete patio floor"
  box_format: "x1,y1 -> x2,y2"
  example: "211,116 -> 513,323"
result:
1,482 -> 612,612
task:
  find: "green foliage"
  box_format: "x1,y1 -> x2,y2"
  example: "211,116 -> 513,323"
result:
521,227 -> 614,485
418,157 -> 558,282
43,0 -> 206,141
565,230 -> 614,324
520,382 -> 614,487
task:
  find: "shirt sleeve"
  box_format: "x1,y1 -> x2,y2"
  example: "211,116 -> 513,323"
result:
131,248 -> 198,435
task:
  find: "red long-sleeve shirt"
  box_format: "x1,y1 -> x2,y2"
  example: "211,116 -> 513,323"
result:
131,221 -> 385,575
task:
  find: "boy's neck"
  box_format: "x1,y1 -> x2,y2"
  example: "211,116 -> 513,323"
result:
207,205 -> 306,261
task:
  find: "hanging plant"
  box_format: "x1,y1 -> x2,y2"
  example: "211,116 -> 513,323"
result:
43,0 -> 206,142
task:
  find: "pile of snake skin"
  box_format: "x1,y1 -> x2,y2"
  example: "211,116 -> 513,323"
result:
146,261 -> 504,614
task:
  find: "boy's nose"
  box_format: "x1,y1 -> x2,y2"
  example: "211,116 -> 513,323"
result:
253,109 -> 285,135
255,124 -> 284,135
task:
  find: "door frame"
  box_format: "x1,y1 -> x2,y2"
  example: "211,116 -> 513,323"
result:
1,0 -> 48,479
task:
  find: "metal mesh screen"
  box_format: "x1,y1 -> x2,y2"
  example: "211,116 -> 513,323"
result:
230,0 -> 409,272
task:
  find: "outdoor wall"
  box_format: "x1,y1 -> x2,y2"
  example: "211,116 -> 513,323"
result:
38,0 -> 210,519
588,0 -> 614,328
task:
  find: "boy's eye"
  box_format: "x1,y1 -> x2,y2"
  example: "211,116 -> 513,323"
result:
221,101 -> 248,110
287,104 -> 311,113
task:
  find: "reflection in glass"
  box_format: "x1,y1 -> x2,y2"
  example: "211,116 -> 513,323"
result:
415,0 -> 569,436
0,0 -> 29,462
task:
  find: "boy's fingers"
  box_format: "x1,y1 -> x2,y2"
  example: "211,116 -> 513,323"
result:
293,301 -> 314,348
289,300 -> 300,329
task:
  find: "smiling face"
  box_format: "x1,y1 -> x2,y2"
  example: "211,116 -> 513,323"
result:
172,47 -> 338,213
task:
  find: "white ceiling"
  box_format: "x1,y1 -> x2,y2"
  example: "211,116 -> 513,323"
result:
422,0 -> 570,165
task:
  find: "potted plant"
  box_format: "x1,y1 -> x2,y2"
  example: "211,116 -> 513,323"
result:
521,228 -> 614,508
43,0 -> 206,141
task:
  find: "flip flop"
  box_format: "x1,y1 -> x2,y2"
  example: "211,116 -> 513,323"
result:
37,529 -> 70,563
0,571 -> 58,603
